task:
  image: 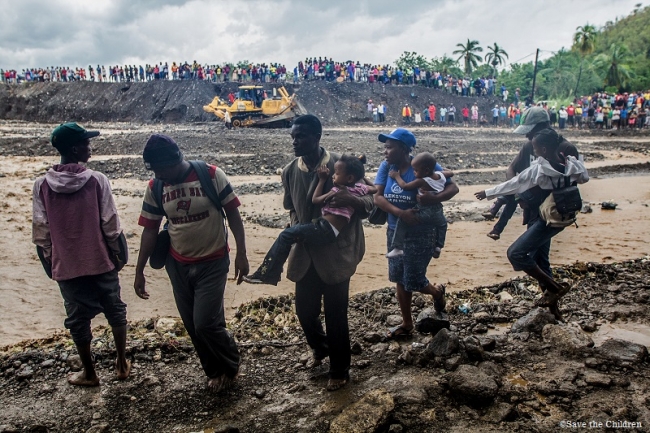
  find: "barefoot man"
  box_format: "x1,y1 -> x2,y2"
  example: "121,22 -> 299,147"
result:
133,135 -> 248,392
32,123 -> 130,386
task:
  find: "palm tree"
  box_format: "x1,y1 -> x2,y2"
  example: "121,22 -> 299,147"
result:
573,24 -> 598,96
538,49 -> 577,99
484,43 -> 509,76
594,44 -> 634,90
453,39 -> 483,76
432,55 -> 460,76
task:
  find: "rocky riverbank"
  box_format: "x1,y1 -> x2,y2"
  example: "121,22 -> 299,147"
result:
1,258 -> 649,433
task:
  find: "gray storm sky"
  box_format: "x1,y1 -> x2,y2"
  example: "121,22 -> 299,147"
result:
0,0 -> 643,70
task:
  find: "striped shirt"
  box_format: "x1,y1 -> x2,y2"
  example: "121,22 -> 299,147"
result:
138,164 -> 240,263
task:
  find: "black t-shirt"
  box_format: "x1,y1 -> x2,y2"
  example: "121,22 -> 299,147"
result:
510,138 -> 579,224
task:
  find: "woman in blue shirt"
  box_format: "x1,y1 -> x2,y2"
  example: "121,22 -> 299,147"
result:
374,128 -> 459,338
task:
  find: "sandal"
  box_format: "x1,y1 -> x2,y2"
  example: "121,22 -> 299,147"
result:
326,377 -> 349,391
433,284 -> 446,313
386,325 -> 414,340
487,232 -> 500,240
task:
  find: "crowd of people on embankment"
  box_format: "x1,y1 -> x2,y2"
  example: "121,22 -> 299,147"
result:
1,58 -> 503,98
383,89 -> 650,130
33,104 -> 590,394
5,57 -> 649,129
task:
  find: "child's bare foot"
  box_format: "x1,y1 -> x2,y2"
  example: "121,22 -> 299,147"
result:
207,375 -> 224,393
116,359 -> 131,380
67,370 -> 100,387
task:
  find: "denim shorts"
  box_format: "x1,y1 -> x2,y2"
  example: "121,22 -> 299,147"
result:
386,226 -> 435,292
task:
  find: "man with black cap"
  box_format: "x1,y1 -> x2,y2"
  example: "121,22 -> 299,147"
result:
133,134 -> 248,393
483,106 -> 580,240
32,122 -> 130,386
483,106 -> 580,319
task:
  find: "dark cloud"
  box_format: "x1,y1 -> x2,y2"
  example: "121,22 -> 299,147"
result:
0,0 -> 643,70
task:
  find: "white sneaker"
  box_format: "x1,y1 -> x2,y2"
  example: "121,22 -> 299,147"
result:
386,248 -> 404,258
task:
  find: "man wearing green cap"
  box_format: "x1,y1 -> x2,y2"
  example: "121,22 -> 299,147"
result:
32,122 -> 130,386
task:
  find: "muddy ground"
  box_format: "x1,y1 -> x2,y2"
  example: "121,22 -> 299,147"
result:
1,259 -> 649,433
0,100 -> 650,432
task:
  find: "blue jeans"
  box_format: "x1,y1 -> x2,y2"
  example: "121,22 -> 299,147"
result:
252,218 -> 336,284
492,195 -> 518,235
507,218 -> 564,277
387,226 -> 435,292
391,203 -> 447,250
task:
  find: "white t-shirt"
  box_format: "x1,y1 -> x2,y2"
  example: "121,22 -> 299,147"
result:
421,172 -> 446,193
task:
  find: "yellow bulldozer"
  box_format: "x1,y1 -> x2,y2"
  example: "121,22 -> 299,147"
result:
203,85 -> 307,127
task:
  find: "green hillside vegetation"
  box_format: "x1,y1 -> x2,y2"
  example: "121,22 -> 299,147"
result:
500,4 -> 650,100
394,4 -> 650,101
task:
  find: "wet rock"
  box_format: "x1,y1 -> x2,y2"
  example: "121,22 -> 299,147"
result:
596,338 -> 648,365
542,324 -> 594,354
584,371 -> 612,387
535,380 -> 578,397
477,361 -> 502,380
462,336 -> 485,361
425,328 -> 459,358
511,308 -> 555,334
67,355 -> 82,371
498,291 -> 513,302
472,323 -> 488,334
479,336 -> 496,352
386,315 -> 403,327
484,402 -> 517,423
447,365 -> 498,406
16,367 -> 34,380
415,308 -> 450,335
351,341 -> 363,355
40,359 -> 55,368
580,322 -> 598,332
444,355 -> 462,371
253,389 -> 266,399
155,317 -> 181,333
329,389 -> 394,433
363,332 -> 382,344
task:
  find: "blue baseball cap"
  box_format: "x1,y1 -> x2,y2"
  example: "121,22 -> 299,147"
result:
378,128 -> 416,150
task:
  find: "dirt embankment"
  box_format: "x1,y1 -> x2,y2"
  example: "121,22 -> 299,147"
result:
0,80 -> 506,125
